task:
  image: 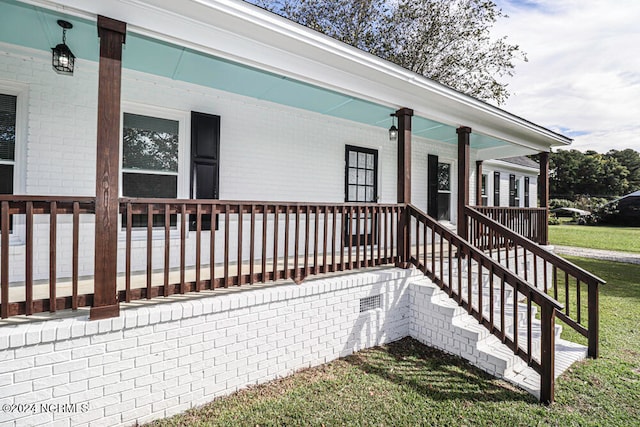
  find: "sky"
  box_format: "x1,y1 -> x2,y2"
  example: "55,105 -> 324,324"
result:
493,0 -> 640,153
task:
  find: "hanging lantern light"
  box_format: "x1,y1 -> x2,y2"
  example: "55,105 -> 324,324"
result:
52,20 -> 75,75
389,113 -> 398,141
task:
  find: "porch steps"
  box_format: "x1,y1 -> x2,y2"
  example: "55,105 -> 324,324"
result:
409,275 -> 587,399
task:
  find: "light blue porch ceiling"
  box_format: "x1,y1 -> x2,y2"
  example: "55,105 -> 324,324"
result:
0,0 -> 509,150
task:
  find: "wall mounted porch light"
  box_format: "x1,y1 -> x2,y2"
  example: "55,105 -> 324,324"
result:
388,113 -> 398,142
51,20 -> 75,75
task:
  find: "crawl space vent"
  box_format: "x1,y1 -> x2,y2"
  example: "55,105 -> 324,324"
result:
359,294 -> 381,312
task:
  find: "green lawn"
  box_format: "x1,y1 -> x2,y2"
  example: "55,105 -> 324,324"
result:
148,257 -> 640,427
549,224 -> 640,253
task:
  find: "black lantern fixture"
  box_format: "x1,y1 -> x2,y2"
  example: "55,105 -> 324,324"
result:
388,113 -> 398,141
51,20 -> 75,75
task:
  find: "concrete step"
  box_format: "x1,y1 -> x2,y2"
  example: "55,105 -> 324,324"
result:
409,275 -> 587,399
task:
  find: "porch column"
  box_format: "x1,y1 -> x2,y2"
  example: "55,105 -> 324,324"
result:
396,107 -> 413,268
475,160 -> 483,206
457,126 -> 471,238
91,16 -> 126,320
539,151 -> 550,245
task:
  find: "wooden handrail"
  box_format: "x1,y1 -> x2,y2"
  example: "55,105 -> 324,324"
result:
465,205 -> 604,358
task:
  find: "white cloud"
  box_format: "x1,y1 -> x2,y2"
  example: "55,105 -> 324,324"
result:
493,0 -> 640,153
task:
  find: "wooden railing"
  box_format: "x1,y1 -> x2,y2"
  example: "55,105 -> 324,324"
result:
0,196 -> 96,318
118,199 -> 400,301
0,196 -> 400,317
473,206 -> 548,245
465,206 -> 604,358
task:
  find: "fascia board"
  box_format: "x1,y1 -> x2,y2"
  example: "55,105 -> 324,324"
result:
25,0 -> 572,151
484,159 -> 539,174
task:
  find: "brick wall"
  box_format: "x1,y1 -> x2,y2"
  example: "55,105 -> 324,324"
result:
0,268 -> 414,427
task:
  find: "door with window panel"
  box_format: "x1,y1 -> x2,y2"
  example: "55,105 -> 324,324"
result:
437,162 -> 451,221
122,112 -> 179,228
345,145 -> 377,246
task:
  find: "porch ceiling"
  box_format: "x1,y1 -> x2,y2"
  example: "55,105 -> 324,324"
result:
1,0 -> 508,151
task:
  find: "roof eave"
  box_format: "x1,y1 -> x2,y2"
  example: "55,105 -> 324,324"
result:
24,0 -> 572,150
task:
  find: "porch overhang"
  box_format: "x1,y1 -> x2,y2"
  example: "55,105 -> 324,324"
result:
3,0 -> 571,154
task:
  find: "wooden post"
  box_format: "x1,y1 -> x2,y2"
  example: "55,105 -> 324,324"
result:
539,151 -> 550,245
476,160 -> 483,207
91,16 -> 126,320
396,108 -> 413,268
540,302 -> 556,404
457,127 -> 471,239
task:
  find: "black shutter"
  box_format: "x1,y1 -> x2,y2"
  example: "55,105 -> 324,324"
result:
509,174 -> 516,207
493,171 -> 500,207
190,111 -> 220,230
427,155 -> 439,218
524,177 -> 530,207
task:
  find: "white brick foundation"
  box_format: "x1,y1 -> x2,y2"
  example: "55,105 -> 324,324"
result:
0,268 -> 414,427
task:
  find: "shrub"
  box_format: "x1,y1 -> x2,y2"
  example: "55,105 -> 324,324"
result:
548,214 -> 561,225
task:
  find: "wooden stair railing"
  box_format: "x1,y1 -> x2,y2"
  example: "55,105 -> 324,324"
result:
465,205 -> 605,358
406,205 -> 563,403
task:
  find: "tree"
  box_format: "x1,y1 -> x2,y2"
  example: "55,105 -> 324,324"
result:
606,149 -> 640,192
549,149 -> 631,199
247,0 -> 525,104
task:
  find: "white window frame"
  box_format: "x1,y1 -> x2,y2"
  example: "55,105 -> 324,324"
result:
119,102 -> 190,238
0,80 -> 28,245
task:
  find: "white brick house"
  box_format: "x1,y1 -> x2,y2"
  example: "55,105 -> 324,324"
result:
0,0 -> 604,424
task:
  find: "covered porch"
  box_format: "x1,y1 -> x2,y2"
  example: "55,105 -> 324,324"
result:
0,0 -> 602,407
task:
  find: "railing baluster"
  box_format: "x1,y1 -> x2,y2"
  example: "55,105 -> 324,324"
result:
323,206 -> 329,272
224,205 -> 230,288
331,206 -> 336,272
489,265 -> 494,331
164,204 -> 170,296
1,201 -> 9,318
49,201 -> 57,312
250,204 -> 255,285
273,205 -> 279,281
210,204 -> 216,289
125,202 -> 132,302
565,271 -> 570,317
313,206 -> 319,274
527,293 -> 532,363
347,206 -> 353,270
147,204 -> 153,298
375,206 -> 380,265
355,206 -> 361,269
180,203 -> 186,293
25,201 -> 33,316
500,275 -> 506,342
576,278 -> 581,323
262,204 -> 268,283
196,203 -> 202,291
237,204 -> 243,286
285,205 -> 290,278
305,205 -> 310,277
294,205 -> 300,279
72,202 -> 79,310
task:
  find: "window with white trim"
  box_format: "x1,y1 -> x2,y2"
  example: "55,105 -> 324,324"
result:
481,173 -> 488,206
122,112 -> 179,227
0,93 -> 16,196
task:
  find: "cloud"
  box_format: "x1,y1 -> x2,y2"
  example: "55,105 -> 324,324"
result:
494,0 -> 640,153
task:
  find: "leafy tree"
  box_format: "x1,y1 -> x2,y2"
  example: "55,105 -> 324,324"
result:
606,149 -> 640,192
550,149 -> 632,199
247,0 -> 525,104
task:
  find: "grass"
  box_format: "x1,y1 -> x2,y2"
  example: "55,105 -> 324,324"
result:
548,224 -> 640,253
147,257 -> 640,427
